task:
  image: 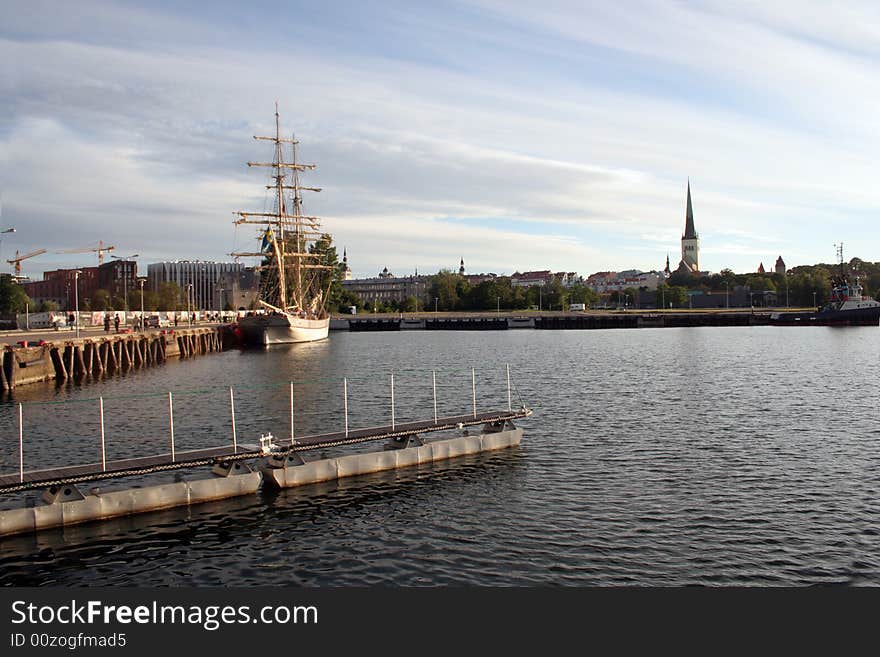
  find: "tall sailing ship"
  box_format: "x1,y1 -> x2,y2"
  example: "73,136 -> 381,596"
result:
233,104 -> 332,345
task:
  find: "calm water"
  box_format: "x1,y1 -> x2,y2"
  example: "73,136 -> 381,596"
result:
1,327 -> 879,586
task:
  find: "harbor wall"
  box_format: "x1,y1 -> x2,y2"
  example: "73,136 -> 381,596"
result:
333,311 -> 770,331
0,327 -> 222,391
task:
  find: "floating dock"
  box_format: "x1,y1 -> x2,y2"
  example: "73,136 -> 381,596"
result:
0,412 -> 528,538
0,365 -> 531,538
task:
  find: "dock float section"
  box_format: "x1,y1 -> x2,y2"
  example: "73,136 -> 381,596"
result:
0,409 -> 530,538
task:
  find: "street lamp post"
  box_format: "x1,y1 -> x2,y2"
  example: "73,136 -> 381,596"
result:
74,270 -> 81,338
813,291 -> 817,309
434,297 -> 438,313
496,296 -> 500,314
725,281 -> 729,308
187,283 -> 193,325
138,278 -> 145,331
112,254 -> 139,311
0,227 -> 14,265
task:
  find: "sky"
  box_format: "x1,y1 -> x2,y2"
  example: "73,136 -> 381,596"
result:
3,0 -> 880,280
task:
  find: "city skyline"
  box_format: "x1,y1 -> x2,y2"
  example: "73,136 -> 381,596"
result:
4,1 -> 880,280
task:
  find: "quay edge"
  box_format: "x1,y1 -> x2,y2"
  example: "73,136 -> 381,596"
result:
1,327 -> 225,390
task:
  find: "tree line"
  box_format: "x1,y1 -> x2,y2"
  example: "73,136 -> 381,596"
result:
4,253 -> 880,316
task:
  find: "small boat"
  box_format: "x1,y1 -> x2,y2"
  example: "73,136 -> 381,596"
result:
232,104 -> 332,345
770,245 -> 880,326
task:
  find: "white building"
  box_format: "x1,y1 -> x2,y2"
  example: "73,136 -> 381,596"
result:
147,261 -> 245,311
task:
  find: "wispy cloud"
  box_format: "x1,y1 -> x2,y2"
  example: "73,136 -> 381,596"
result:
2,1 -> 880,280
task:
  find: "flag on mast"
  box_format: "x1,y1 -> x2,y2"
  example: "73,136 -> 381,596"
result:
261,226 -> 275,253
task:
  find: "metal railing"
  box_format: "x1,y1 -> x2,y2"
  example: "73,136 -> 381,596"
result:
5,364 -> 527,485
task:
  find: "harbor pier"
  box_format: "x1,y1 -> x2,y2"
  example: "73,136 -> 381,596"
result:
1,327 -> 222,390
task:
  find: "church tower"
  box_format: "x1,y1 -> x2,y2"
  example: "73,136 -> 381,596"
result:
459,258 -> 465,276
342,247 -> 352,280
681,180 -> 700,272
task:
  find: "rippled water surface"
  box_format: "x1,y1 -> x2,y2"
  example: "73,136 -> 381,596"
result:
1,327 -> 879,586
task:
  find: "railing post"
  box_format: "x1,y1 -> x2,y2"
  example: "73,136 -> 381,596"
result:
343,377 -> 349,437
472,367 -> 477,419
289,381 -> 295,445
432,369 -> 437,424
18,403 -> 23,483
506,363 -> 512,412
229,386 -> 237,453
390,372 -> 395,430
168,391 -> 175,462
99,396 -> 106,471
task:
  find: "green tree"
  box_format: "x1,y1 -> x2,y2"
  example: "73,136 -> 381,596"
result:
568,284 -> 599,307
157,282 -> 184,310
402,295 -> 420,312
38,300 -> 60,312
429,270 -> 465,311
307,233 -> 343,313
337,288 -> 362,313
0,275 -> 32,314
655,284 -> 687,308
91,289 -> 112,311
142,290 -> 160,311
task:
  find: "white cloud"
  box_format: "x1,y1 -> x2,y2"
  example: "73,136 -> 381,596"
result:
3,1 -> 880,280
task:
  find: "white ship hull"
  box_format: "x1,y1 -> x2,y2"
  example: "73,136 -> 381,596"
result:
238,314 -> 329,345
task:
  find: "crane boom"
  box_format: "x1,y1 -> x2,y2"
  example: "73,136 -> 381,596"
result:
55,241 -> 116,264
6,248 -> 47,275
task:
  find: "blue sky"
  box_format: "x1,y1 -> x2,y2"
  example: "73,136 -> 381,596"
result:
3,0 -> 880,279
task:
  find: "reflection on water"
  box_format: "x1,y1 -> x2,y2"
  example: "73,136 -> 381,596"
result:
1,327 -> 880,586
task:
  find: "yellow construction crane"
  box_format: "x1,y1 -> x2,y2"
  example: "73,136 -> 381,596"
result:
7,248 -> 47,276
56,240 -> 116,264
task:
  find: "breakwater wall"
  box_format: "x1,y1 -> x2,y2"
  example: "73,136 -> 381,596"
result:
332,311 -> 770,332
1,328 -> 223,391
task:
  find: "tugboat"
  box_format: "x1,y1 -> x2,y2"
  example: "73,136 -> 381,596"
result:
769,244 -> 880,326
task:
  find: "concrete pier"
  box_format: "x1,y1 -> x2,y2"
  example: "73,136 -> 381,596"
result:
333,310 -> 771,331
0,327 -> 222,390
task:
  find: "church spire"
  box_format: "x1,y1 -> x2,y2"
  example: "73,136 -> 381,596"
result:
683,179 -> 697,239
664,253 -> 670,275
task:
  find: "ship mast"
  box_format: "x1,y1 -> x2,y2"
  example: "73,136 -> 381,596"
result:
233,103 -> 328,313
273,103 -> 288,309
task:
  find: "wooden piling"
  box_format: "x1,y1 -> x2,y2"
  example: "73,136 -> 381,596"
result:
108,340 -> 118,371
51,347 -> 67,381
94,342 -> 104,374
75,345 -> 86,377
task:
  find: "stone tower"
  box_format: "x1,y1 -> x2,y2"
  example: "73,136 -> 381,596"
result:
775,256 -> 785,275
681,180 -> 700,272
459,258 -> 465,276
